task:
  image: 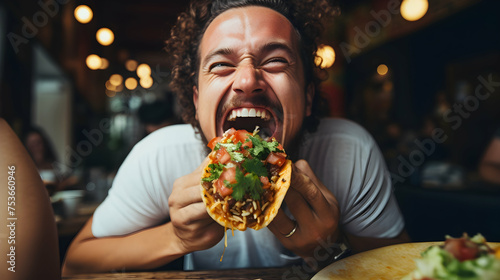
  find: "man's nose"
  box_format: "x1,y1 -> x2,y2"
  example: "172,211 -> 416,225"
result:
232,64 -> 265,95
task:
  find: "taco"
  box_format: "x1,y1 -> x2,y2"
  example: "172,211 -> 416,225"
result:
201,127 -> 291,231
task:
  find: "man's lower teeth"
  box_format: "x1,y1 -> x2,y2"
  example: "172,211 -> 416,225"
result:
227,116 -> 269,121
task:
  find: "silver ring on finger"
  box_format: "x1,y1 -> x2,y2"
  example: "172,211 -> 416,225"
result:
284,220 -> 298,238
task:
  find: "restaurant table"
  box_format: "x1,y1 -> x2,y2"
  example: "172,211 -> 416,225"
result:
62,267 -> 307,280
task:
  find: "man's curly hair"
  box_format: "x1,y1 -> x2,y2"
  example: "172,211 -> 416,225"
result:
165,0 -> 338,135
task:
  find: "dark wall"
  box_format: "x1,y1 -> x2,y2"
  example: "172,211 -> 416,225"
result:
0,7 -> 33,131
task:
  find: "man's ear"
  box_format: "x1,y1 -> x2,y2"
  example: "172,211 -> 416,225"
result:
193,86 -> 199,120
305,84 -> 315,117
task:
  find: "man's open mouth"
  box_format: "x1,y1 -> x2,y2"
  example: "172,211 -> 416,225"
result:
222,107 -> 277,139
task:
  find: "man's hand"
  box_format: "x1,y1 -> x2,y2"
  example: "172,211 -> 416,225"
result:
168,157 -> 225,254
268,159 -> 341,260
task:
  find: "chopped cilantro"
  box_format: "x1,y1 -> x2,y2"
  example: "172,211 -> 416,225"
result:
242,158 -> 268,177
229,167 -> 263,201
201,163 -> 224,182
244,173 -> 264,200
248,134 -> 283,160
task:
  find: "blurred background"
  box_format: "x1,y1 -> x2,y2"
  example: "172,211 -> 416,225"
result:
1,0 -> 499,262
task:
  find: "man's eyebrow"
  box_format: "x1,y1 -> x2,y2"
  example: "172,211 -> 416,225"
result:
258,42 -> 296,58
202,42 -> 296,66
202,48 -> 234,66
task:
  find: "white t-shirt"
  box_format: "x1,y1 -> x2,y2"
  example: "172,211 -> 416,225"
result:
92,118 -> 404,270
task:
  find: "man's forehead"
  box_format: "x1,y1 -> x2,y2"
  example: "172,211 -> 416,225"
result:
199,6 -> 299,59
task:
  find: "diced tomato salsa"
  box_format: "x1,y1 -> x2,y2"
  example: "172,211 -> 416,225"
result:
206,128 -> 287,199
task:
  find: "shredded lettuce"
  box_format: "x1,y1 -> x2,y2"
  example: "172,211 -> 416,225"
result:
403,234 -> 500,280
217,142 -> 244,162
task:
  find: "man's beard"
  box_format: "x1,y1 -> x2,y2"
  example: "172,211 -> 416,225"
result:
281,123 -> 310,162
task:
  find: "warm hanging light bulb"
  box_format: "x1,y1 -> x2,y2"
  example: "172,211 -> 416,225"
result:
136,64 -> 152,78
314,44 -> 335,69
125,77 -> 138,90
96,28 -> 114,46
105,80 -> 116,91
74,5 -> 93,24
109,74 -> 123,86
125,60 -> 138,71
377,64 -> 389,76
86,54 -> 101,70
401,0 -> 429,22
140,76 -> 153,89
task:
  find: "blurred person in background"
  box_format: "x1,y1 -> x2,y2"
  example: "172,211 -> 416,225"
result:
24,126 -> 58,171
24,127 -> 61,195
479,127 -> 500,185
23,126 -> 79,194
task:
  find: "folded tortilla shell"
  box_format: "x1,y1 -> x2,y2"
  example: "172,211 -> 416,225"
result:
201,159 -> 292,231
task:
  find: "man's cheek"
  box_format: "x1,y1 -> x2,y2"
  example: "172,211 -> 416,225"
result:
199,107 -> 217,138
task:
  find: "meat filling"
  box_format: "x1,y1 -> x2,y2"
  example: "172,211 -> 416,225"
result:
207,180 -> 277,229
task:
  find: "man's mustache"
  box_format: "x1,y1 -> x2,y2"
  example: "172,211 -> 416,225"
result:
216,95 -> 283,121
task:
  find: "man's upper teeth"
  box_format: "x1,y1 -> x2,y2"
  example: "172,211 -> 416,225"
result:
227,108 -> 270,121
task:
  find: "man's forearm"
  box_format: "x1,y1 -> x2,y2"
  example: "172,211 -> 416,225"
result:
62,217 -> 185,275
